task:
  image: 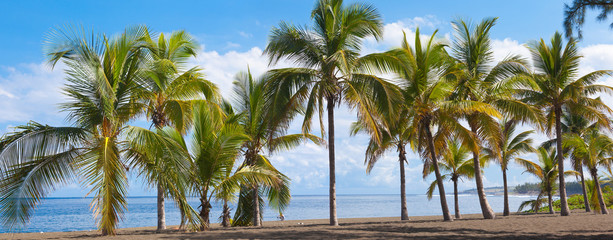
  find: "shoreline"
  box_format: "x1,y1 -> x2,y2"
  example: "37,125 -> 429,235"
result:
2,210 -> 612,239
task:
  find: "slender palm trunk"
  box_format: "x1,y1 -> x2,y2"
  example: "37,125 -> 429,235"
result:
453,177 -> 461,219
222,200 -> 231,227
425,124 -> 452,221
398,144 -> 409,220
154,119 -> 167,231
157,183 -> 166,232
327,100 -> 338,226
591,169 -> 609,214
578,166 -> 591,212
547,188 -> 554,214
253,185 -> 261,226
468,124 -> 495,219
554,107 -> 570,216
502,169 -> 510,216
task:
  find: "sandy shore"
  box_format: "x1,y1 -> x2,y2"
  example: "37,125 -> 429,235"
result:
2,210 -> 612,239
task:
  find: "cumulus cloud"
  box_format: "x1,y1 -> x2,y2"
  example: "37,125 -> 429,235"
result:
491,38 -> 531,63
362,16 -> 445,54
579,44 -> 613,75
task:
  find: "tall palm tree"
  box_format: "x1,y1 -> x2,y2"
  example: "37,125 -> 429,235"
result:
518,32 -> 613,216
482,118 -> 534,216
138,30 -> 218,231
231,70 -> 321,226
517,147 -> 563,214
0,26 -> 161,235
425,139 -> 476,219
450,17 -> 539,219
264,0 -> 401,225
564,0 -> 613,39
563,129 -> 613,214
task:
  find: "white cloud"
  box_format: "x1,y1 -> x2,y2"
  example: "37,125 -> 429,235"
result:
362,16 -> 444,54
190,46 -> 270,97
491,38 -> 531,63
0,63 -> 67,125
579,44 -> 613,75
238,31 -> 252,38
0,87 -> 14,98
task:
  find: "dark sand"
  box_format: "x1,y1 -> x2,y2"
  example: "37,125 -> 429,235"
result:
3,211 -> 613,239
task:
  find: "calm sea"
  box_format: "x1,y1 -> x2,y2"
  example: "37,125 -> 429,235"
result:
1,194 -> 534,233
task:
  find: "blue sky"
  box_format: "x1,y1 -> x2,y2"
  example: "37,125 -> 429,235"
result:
1,0 -> 613,197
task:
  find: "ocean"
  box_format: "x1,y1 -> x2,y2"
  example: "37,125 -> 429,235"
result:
1,194 -> 535,233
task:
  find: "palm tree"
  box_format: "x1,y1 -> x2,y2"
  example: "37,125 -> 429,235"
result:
563,129 -> 613,214
564,0 -> 613,39
172,102 -> 284,230
517,147 -> 563,214
380,29 -> 494,221
425,139 -> 476,219
138,30 -> 218,231
518,32 -> 613,216
482,118 -> 534,216
349,98 -> 412,220
518,196 -> 548,213
264,0 -> 401,225
450,17 -> 539,219
0,26 -> 158,235
231,70 -> 321,226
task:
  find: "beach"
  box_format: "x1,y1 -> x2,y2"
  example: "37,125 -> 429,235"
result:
2,211 -> 612,239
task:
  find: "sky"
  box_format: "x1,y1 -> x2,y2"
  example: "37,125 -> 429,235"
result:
1,0 -> 613,197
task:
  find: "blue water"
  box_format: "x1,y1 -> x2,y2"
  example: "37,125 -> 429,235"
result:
1,194 -> 535,233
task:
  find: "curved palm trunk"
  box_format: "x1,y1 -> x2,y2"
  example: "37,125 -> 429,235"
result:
157,183 -> 166,232
179,202 -> 186,230
555,107 -> 571,216
469,126 -> 495,219
578,166 -> 591,212
398,144 -> 409,220
502,169 -> 510,216
453,178 -> 461,219
222,200 -> 231,227
425,125 -> 453,221
591,169 -> 609,214
253,185 -> 261,226
533,195 -> 542,212
327,100 -> 338,226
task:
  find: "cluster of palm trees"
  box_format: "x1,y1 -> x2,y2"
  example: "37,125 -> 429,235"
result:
0,27 -> 313,235
1,0 -> 613,236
